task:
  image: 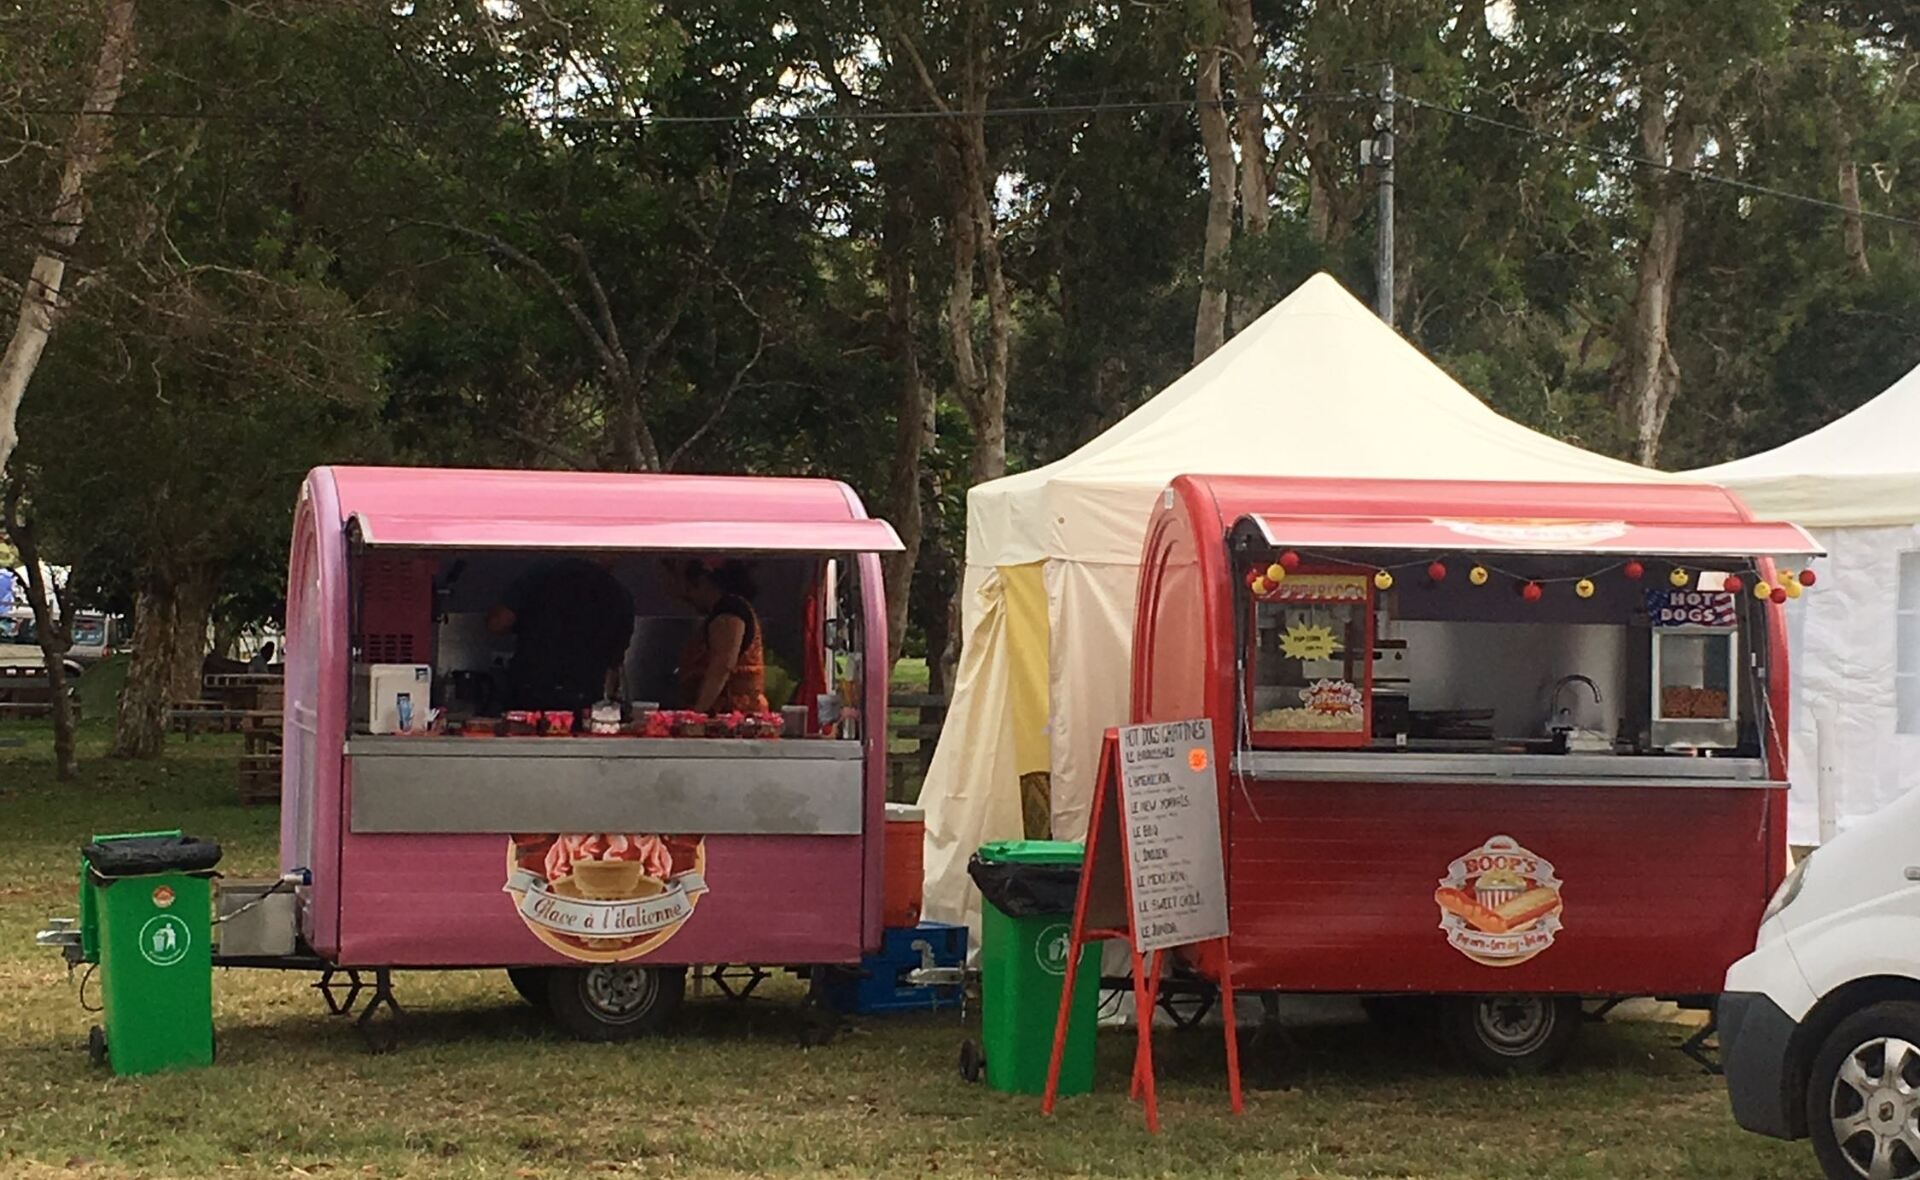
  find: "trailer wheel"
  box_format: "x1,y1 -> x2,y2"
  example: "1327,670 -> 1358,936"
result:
958,1038 -> 984,1084
545,964 -> 685,1041
506,967 -> 550,1008
87,1025 -> 107,1069
1440,995 -> 1579,1075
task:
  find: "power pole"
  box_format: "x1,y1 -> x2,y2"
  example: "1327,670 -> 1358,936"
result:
1373,62 -> 1395,325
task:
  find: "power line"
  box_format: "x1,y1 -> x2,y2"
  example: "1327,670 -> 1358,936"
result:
20,90 -> 1367,128
19,87 -> 1916,231
1405,95 -> 1920,231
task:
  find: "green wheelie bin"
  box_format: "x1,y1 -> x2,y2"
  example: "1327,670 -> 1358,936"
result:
78,830 -> 222,1076
966,840 -> 1101,1096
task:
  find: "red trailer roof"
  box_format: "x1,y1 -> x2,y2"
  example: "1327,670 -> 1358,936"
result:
1186,475 -> 1759,524
316,466 -> 902,553
1180,476 -> 1819,556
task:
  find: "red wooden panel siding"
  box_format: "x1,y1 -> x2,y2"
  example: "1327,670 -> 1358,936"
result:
1217,779 -> 1774,995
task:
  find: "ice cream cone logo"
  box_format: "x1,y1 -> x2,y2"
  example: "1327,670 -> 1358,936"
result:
1434,835 -> 1565,967
504,833 -> 709,964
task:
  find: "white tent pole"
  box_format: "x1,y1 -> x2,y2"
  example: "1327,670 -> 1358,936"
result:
1815,702 -> 1839,844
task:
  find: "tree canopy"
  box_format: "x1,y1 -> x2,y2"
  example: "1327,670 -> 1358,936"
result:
2,0 -> 1915,751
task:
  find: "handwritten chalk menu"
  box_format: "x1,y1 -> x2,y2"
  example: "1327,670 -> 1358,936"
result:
1119,719 -> 1229,953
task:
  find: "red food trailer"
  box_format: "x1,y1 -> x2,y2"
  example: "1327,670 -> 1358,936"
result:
1131,475 -> 1821,1070
279,466 -> 901,1040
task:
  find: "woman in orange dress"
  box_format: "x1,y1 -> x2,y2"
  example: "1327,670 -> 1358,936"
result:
665,558 -> 769,714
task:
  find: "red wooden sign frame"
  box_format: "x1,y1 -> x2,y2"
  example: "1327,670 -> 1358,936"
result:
1040,728 -> 1243,1132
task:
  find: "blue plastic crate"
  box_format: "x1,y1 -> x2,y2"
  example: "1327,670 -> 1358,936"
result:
819,921 -> 967,1015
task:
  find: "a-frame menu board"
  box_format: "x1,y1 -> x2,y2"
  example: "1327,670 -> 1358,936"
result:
1041,721 -> 1243,1131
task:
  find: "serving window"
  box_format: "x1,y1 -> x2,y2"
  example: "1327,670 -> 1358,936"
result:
342,544 -> 857,739
1231,537 -> 1781,763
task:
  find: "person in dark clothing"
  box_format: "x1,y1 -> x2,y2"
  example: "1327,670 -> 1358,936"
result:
662,558 -> 768,714
488,557 -> 635,712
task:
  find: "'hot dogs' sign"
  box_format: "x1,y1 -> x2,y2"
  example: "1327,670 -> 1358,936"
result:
1646,589 -> 1737,629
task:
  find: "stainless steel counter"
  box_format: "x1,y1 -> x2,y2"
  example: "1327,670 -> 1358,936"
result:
346,736 -> 865,835
1231,749 -> 1781,788
348,736 -> 859,760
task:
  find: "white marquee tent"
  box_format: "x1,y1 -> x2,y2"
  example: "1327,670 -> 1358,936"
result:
1691,361 -> 1920,844
919,272 -> 1673,931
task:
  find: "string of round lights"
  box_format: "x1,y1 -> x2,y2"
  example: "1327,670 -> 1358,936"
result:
1243,549 -> 1820,607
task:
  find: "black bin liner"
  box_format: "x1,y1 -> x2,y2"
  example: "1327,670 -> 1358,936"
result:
968,854 -> 1082,918
82,835 -> 223,877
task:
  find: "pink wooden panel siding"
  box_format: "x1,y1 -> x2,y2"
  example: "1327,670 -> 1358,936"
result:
335,833 -> 866,967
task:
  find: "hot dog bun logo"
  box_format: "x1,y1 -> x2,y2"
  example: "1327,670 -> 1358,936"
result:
504,834 -> 708,962
1435,835 -> 1564,967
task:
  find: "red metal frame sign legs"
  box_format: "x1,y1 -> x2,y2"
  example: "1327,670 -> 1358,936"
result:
1041,726 -> 1242,1131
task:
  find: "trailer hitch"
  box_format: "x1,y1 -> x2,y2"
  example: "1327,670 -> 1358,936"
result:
35,916 -> 84,971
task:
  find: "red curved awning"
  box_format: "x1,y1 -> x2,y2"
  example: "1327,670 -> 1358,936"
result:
1236,513 -> 1822,557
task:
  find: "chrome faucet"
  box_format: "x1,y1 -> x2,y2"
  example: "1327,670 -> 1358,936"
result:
1550,674 -> 1602,728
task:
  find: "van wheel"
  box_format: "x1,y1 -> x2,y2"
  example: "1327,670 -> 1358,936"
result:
506,968 -> 550,1008
1440,995 -> 1579,1075
1807,1002 -> 1920,1180
545,964 -> 685,1041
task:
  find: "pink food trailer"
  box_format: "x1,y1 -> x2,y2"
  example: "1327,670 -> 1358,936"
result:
277,465 -> 902,1040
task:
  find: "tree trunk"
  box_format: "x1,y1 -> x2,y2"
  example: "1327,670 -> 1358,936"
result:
3,485 -> 75,779
1839,159 -> 1872,279
879,178 -> 931,667
168,569 -> 216,704
1304,103 -> 1339,246
0,0 -> 138,481
1194,44 -> 1234,363
115,584 -> 181,760
1225,0 -> 1269,238
1615,80 -> 1703,467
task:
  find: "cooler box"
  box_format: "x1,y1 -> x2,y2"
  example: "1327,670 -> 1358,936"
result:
818,921 -> 966,1015
883,802 -> 925,928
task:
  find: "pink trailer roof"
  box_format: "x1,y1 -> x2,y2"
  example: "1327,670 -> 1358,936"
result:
319,466 -> 902,552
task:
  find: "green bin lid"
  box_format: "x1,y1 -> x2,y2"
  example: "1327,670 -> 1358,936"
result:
975,839 -> 1085,865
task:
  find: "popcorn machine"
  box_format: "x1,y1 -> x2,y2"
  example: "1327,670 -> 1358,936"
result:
1246,572 -> 1373,747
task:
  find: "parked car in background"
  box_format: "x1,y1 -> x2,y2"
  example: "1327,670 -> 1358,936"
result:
64,611 -> 127,667
0,609 -> 91,679
1721,788 -> 1920,1180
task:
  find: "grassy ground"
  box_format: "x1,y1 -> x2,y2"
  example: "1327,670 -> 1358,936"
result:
0,719 -> 1812,1179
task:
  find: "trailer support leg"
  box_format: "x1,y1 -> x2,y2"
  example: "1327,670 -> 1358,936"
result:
315,968 -> 365,1017
1679,1012 -> 1721,1075
354,969 -> 403,1054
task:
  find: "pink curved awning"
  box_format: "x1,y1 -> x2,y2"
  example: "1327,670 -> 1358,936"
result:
348,513 -> 901,553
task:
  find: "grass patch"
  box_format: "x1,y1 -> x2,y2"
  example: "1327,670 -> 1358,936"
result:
75,655 -> 130,721
0,720 -> 1809,1178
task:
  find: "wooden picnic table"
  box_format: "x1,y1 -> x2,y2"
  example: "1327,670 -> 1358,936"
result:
0,666 -> 80,721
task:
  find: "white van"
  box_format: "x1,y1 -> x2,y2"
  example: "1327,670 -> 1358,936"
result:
1721,786 -> 1920,1180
